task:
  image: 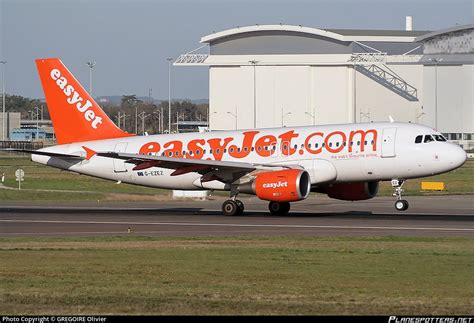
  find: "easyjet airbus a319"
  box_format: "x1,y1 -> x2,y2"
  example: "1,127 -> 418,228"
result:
7,58 -> 467,215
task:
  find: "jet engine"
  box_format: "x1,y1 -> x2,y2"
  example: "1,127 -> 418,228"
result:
238,169 -> 311,202
325,181 -> 379,201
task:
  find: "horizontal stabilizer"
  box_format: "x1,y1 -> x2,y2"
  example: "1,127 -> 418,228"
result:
1,149 -> 84,159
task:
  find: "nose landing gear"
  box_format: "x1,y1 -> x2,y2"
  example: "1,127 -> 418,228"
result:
392,179 -> 409,211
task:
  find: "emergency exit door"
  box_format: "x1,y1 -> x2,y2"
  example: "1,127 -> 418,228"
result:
113,142 -> 128,172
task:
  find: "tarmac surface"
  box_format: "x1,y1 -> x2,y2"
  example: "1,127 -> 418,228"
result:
0,195 -> 473,237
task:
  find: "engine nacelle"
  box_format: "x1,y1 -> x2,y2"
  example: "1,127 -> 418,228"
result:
238,169 -> 311,202
325,181 -> 379,201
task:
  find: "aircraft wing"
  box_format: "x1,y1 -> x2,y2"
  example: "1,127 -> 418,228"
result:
96,151 -> 292,184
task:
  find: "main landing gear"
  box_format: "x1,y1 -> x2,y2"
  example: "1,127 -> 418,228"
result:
221,189 -> 292,216
221,199 -> 292,216
222,199 -> 244,216
392,179 -> 409,211
268,201 -> 291,216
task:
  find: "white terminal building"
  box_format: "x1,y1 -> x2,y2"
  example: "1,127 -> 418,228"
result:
175,21 -> 474,149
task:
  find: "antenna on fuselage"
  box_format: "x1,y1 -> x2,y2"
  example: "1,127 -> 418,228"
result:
388,115 -> 395,123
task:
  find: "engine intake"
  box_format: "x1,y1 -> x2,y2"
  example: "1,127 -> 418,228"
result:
238,169 -> 311,202
325,181 -> 379,201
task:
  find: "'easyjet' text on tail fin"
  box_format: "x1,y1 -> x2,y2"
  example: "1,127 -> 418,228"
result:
36,58 -> 133,144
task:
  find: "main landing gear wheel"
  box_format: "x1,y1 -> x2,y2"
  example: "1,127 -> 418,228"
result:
395,200 -> 409,211
235,200 -> 244,214
222,199 -> 244,216
268,201 -> 291,216
391,179 -> 409,212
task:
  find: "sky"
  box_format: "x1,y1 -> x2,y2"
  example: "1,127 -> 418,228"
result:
0,0 -> 472,100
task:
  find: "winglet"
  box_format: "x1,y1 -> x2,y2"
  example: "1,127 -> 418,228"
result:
82,146 -> 97,160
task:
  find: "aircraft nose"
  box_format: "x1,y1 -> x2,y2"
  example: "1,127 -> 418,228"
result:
449,144 -> 467,169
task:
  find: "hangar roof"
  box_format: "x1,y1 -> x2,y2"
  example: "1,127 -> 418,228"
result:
201,24 -> 431,44
415,24 -> 474,42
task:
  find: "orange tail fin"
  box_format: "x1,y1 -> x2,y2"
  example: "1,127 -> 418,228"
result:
36,58 -> 133,144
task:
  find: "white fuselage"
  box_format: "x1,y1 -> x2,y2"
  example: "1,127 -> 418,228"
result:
33,122 -> 467,190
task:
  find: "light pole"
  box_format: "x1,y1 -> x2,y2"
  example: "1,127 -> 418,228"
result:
138,111 -> 149,134
160,106 -> 164,134
86,61 -> 96,97
249,60 -> 258,128
34,106 -> 40,140
227,107 -> 237,130
282,109 -> 291,127
429,58 -> 442,130
135,106 -> 138,134
167,57 -> 173,134
1,61 -> 6,141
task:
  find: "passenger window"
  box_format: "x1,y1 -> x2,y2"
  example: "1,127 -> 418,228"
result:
424,135 -> 434,143
415,135 -> 423,143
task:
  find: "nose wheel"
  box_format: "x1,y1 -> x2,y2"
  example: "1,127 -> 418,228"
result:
392,179 -> 409,211
395,199 -> 409,211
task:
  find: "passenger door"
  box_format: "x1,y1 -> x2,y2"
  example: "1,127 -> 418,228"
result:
381,127 -> 397,158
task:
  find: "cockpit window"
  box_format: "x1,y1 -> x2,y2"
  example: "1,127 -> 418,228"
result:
424,135 -> 434,143
433,134 -> 447,142
415,135 -> 423,143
